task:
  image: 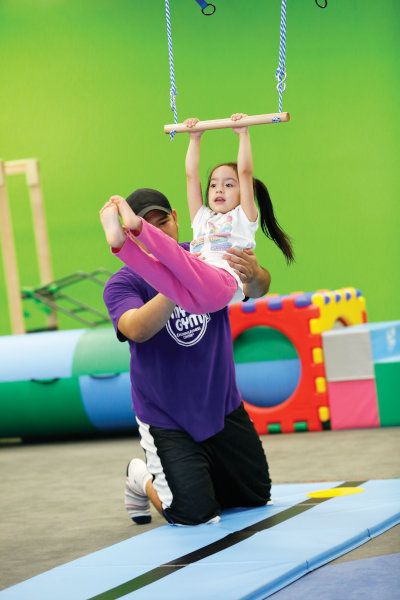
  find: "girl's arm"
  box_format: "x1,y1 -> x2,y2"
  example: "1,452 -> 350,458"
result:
232,113 -> 258,223
184,118 -> 204,222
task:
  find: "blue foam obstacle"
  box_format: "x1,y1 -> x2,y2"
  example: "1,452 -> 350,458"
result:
1,480 -> 399,599
0,328 -> 136,438
364,321 -> 400,360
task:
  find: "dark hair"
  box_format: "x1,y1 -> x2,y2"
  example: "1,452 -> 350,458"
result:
205,162 -> 294,264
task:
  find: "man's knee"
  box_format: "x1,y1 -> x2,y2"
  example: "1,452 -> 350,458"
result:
163,495 -> 220,526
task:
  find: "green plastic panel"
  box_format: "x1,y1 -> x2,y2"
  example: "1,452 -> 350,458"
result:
268,423 -> 282,434
0,378 -> 97,438
374,360 -> 400,426
294,421 -> 308,432
233,327 -> 299,364
72,327 -> 130,376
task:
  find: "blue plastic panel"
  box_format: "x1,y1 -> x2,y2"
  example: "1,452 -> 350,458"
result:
235,359 -> 300,407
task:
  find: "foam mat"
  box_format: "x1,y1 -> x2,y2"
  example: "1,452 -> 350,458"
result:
1,480 -> 399,600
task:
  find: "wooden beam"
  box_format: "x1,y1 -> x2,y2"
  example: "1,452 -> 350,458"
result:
1,159 -> 58,332
0,161 -> 25,334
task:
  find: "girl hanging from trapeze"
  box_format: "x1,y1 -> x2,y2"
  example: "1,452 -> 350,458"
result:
99,113 -> 294,315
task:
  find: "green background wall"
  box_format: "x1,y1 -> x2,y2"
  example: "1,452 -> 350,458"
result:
0,0 -> 399,334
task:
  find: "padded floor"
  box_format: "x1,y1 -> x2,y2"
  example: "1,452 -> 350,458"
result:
1,480 -> 399,600
270,553 -> 400,599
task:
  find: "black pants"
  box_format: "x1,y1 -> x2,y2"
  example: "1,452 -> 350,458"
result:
147,404 -> 271,526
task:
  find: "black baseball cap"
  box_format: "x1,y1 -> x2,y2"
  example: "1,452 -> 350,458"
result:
125,188 -> 172,218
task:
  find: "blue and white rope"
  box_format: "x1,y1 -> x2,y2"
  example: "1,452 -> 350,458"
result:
273,0 -> 287,122
165,0 -> 178,140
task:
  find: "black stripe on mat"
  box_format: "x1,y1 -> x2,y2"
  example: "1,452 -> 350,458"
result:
89,480 -> 366,600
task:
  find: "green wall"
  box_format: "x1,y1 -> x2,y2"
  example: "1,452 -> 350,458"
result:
0,0 -> 399,334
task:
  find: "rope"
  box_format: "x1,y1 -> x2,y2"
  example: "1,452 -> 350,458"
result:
165,0 -> 178,140
273,0 -> 287,122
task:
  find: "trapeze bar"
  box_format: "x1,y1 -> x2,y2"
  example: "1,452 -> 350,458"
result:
164,112 -> 290,134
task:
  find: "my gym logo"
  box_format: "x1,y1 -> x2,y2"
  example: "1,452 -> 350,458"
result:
166,307 -> 211,347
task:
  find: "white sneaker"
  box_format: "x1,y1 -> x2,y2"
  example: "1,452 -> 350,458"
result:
125,458 -> 152,524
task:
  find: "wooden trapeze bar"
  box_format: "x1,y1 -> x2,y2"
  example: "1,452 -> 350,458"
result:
164,112 -> 290,134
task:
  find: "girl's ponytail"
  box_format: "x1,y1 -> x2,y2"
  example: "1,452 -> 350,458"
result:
254,178 -> 294,265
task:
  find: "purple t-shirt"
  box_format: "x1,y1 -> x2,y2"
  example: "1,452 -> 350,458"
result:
103,242 -> 242,442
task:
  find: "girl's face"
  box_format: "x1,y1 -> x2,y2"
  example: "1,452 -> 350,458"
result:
207,165 -> 240,214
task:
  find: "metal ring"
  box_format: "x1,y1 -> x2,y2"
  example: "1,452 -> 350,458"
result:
315,0 -> 327,7
202,3 -> 216,15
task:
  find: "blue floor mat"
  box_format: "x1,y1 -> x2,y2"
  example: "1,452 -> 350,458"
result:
1,480 -> 399,600
269,553 -> 400,600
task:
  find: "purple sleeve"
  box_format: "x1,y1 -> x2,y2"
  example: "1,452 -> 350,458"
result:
103,269 -> 144,342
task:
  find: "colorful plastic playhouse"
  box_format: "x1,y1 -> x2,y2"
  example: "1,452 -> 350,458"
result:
229,287 -> 367,434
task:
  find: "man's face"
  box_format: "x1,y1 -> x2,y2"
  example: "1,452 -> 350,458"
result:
144,209 -> 179,242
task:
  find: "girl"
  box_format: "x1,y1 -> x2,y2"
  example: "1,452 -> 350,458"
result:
100,113 -> 294,314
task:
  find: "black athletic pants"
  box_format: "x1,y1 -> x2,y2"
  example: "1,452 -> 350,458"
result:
148,403 -> 271,526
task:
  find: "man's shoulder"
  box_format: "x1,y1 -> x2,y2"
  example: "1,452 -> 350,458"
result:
103,266 -> 147,303
105,265 -> 137,287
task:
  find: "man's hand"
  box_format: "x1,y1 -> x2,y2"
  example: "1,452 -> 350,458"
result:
223,247 -> 271,298
222,248 -> 258,283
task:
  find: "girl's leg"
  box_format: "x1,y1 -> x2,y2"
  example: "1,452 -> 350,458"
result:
101,196 -> 238,313
99,200 -> 127,249
113,195 -> 238,297
116,236 -> 236,314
